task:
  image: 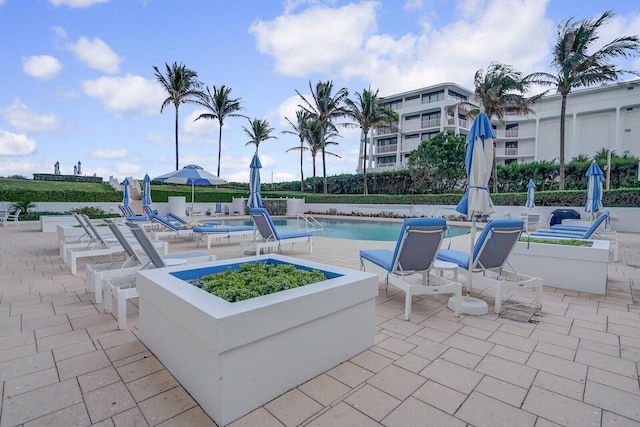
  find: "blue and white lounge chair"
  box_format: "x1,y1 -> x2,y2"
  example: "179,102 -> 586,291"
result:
192,224 -> 255,249
118,204 -> 150,221
531,211 -> 618,261
437,219 -> 543,314
360,218 -> 462,320
250,208 -> 313,254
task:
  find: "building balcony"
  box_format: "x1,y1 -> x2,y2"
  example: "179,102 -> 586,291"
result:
373,126 -> 399,135
375,144 -> 398,154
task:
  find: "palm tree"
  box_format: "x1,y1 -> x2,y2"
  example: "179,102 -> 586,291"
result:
282,110 -> 311,191
153,62 -> 202,170
296,80 -> 349,193
345,87 -> 398,195
302,118 -> 341,193
242,118 -> 276,154
195,85 -> 244,176
530,11 -> 640,190
451,62 -> 541,191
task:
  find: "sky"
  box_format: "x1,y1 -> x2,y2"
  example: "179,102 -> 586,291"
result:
0,0 -> 639,184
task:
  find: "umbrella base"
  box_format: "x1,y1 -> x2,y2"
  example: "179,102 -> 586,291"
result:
448,295 -> 488,316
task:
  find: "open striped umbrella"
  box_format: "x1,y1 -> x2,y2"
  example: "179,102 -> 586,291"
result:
155,165 -> 227,217
585,161 -> 605,220
525,179 -> 536,209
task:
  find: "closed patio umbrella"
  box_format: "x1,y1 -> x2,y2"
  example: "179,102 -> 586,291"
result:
122,178 -> 131,206
585,161 -> 604,221
142,174 -> 152,207
526,179 -> 536,209
249,153 -> 263,209
454,112 -> 496,315
155,165 -> 227,217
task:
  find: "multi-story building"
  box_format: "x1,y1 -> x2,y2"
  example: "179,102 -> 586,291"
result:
359,80 -> 640,173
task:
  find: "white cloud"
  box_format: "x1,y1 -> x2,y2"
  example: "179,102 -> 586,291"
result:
81,74 -> 165,116
183,109 -> 219,137
115,162 -> 142,176
66,36 -> 121,73
0,130 -> 37,156
90,149 -> 129,159
250,2 -> 379,77
146,133 -> 166,145
22,55 -> 62,80
49,0 -> 109,8
1,99 -> 60,134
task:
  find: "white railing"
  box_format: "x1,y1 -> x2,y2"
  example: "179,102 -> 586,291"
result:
296,214 -> 324,235
421,118 -> 440,128
376,144 -> 398,154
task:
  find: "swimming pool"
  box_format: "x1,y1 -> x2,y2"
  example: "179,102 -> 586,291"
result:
221,218 -> 468,242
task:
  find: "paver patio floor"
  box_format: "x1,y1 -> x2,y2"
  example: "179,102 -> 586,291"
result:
0,221 -> 638,426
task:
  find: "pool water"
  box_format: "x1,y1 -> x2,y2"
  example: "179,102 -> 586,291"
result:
222,218 -> 468,242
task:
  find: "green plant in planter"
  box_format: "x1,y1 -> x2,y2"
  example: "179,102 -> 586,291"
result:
192,262 -> 327,302
519,237 -> 593,247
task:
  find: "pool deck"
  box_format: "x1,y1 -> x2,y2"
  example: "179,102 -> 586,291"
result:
0,221 -> 639,426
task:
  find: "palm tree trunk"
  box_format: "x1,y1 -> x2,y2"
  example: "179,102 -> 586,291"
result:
217,123 -> 223,177
362,129 -> 368,195
312,154 -> 317,193
174,105 -> 179,170
559,94 -> 567,190
322,148 -> 328,194
299,138 -> 304,192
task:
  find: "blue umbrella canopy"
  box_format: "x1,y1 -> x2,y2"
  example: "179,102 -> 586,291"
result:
249,153 -> 263,209
155,165 -> 227,216
142,173 -> 152,207
456,113 -> 496,219
585,161 -> 605,219
525,179 -> 536,209
122,178 -> 130,206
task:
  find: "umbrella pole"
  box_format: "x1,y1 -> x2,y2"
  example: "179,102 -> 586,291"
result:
191,181 -> 195,219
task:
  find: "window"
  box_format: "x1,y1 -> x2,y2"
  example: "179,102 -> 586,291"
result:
378,156 -> 396,164
405,114 -> 420,121
505,141 -> 518,148
505,158 -> 518,165
406,95 -> 419,101
405,134 -> 419,140
421,131 -> 440,141
377,137 -> 397,147
505,123 -> 519,137
421,111 -> 441,128
421,90 -> 444,103
386,100 -> 402,110
449,90 -> 468,101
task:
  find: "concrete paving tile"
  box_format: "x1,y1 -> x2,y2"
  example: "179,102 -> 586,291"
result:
526,351 -> 588,383
574,318 -> 608,332
126,369 -> 180,403
10,302 -> 52,317
343,383 -> 400,422
57,349 -> 111,380
621,344 -> 640,362
53,339 -> 98,362
588,367 -> 640,395
533,371 -> 584,400
78,366 -> 121,394
378,317 -> 424,337
443,332 -> 494,357
327,361 -> 374,388
0,351 -> 55,382
298,374 -> 351,406
413,380 -> 466,415
0,342 -> 37,363
23,401 -> 91,427
383,396 -> 465,427
0,330 -> 36,350
497,321 -> 535,337
459,315 -> 500,332
609,323 -> 640,340
0,378 -> 83,427
264,388 -> 324,427
99,331 -> 141,352
37,328 -> 92,352
488,330 -> 538,353
584,381 -> 640,422
350,349 -> 394,373
3,367 -> 59,398
421,317 -> 463,335
535,321 -> 571,335
366,364 -> 426,400
116,355 -> 165,383
406,336 -> 449,360
475,375 -> 528,407
228,407 -> 285,427
534,341 -> 576,360
530,328 -> 579,350
414,326 -> 454,343
35,322 -> 74,339
112,351 -> 154,369
440,347 -> 483,369
84,381 -> 137,424
578,338 -> 621,357
523,385 -> 601,427
457,391 -> 537,427
458,324 -> 493,340
570,325 -> 620,346
476,354 -> 537,389
138,386 -> 198,426
376,336 -> 416,356
155,406 -> 216,427
392,352 -> 431,373
534,417 -> 564,427
488,344 -> 531,364
306,401 -> 381,427
420,358 -> 483,394
602,411 -> 640,427
111,406 -> 150,427
575,348 -> 637,378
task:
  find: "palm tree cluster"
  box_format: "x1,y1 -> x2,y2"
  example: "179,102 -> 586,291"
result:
152,10 -> 638,193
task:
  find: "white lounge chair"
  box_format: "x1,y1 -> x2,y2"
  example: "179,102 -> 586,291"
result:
437,219 -> 543,314
249,208 -> 313,254
360,218 -> 462,320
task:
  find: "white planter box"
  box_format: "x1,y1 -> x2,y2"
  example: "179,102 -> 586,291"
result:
136,254 -> 378,426
508,239 -> 610,294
